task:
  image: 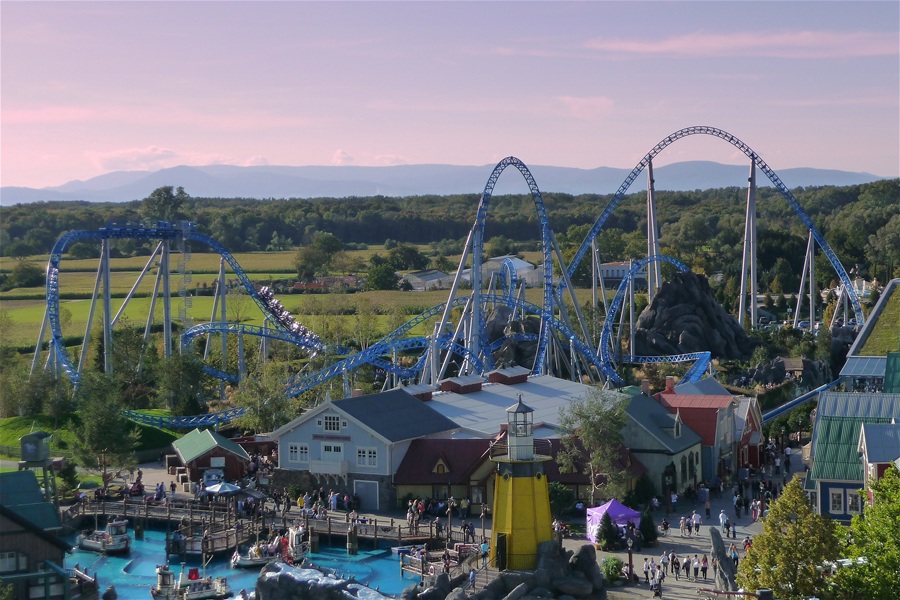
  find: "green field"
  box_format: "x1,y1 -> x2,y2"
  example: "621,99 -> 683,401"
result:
1,245 -> 601,351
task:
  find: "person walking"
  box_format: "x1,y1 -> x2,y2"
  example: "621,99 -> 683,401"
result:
701,555 -> 709,580
643,558 -> 650,583
671,554 -> 680,580
705,497 -> 711,520
692,555 -> 700,580
681,555 -> 691,580
691,510 -> 702,534
469,567 -> 476,591
719,509 -> 727,533
679,516 -> 687,537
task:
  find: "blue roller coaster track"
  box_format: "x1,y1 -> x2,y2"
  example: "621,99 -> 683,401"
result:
565,126 -> 865,326
40,127 -> 862,429
44,222 -> 327,385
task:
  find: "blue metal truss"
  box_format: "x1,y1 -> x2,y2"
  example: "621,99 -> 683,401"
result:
565,126 -> 864,325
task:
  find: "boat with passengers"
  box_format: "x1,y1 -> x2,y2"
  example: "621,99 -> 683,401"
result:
76,517 -> 130,554
230,524 -> 308,568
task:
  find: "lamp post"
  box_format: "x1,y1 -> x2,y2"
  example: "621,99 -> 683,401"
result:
480,504 -> 487,541
446,498 -> 455,550
627,537 -> 634,584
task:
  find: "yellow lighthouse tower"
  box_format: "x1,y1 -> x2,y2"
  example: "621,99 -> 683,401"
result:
490,395 -> 553,570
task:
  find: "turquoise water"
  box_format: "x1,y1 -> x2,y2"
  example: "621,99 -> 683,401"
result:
66,528 -> 416,598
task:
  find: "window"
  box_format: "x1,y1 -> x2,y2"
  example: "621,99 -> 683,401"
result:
0,552 -> 19,573
288,443 -> 308,463
323,443 -> 343,459
324,415 -> 341,432
357,448 -> 377,467
847,492 -> 861,513
830,490 -> 843,513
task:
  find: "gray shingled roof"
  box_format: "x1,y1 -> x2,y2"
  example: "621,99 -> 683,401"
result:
334,389 -> 458,442
675,378 -> 730,396
860,423 -> 900,463
625,393 -> 702,453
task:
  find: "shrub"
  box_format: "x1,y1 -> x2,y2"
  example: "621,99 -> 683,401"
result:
600,556 -> 623,583
639,510 -> 658,544
599,511 -> 619,551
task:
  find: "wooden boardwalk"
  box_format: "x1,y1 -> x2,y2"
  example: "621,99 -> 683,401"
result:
63,499 -> 475,556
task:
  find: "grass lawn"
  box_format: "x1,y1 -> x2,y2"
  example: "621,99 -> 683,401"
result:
859,286 -> 900,356
0,414 -> 179,460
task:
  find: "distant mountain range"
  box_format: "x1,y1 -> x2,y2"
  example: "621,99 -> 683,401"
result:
1,161 -> 889,205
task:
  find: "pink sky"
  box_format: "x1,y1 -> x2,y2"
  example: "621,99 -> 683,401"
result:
2,1 -> 898,189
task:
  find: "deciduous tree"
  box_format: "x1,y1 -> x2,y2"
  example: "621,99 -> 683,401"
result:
558,388 -> 630,505
737,477 -> 840,598
830,467 -> 900,599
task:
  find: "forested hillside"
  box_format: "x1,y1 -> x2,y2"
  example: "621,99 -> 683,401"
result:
2,180 -> 897,288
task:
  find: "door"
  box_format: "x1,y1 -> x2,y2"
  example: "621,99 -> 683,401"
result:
354,480 -> 379,511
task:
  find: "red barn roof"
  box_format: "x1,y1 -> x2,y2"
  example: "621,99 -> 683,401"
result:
655,392 -> 736,447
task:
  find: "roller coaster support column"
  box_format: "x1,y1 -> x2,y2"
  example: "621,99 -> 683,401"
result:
807,231 -> 816,329
629,259 -> 635,356
793,232 -> 816,329
646,160 -> 662,302
77,257 -> 104,379
738,162 -> 758,329
162,239 -> 172,358
102,238 -> 113,373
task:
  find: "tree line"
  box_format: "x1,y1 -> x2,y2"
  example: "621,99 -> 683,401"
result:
2,180 -> 897,286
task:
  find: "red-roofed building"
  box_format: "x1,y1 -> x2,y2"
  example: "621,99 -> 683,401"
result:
654,376 -> 741,482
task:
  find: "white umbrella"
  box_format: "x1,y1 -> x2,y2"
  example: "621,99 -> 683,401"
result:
205,482 -> 241,495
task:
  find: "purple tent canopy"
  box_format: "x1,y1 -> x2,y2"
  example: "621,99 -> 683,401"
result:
585,499 -> 641,543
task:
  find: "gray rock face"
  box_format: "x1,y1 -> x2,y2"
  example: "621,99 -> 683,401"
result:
709,528 -> 738,591
551,577 -> 593,598
634,272 -> 754,359
256,561 -> 389,600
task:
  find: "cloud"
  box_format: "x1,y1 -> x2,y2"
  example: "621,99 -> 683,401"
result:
557,96 -> 615,120
330,150 -> 409,167
332,149 -> 354,166
583,30 -> 898,59
86,146 -> 268,172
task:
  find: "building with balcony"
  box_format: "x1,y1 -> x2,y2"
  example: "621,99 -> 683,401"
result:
272,388 -> 458,511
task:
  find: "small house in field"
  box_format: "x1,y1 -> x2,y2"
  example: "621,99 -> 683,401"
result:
171,428 -> 251,484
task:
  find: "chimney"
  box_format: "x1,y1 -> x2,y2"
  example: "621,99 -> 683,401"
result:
641,379 -> 651,395
352,389 -> 364,398
665,376 -> 675,393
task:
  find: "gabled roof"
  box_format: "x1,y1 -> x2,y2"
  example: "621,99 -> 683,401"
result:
655,393 -> 735,446
0,470 -> 62,531
624,393 -> 702,453
0,505 -> 70,552
393,438 -> 494,485
858,423 -> 900,464
334,389 -> 458,443
810,393 -> 900,482
675,378 -> 731,396
173,428 -> 251,464
393,436 -> 643,487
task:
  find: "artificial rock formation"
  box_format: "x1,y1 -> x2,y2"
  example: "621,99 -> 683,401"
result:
634,272 -> 754,360
253,541 -> 605,600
